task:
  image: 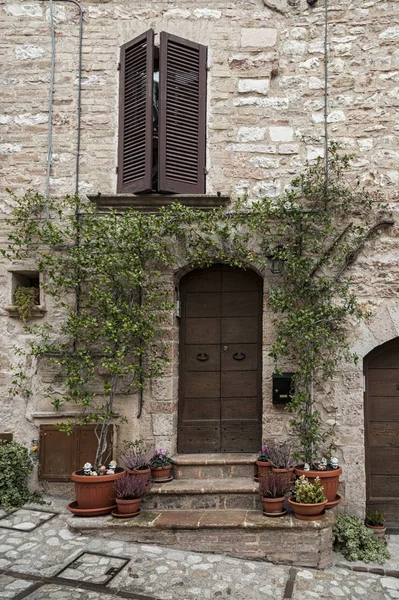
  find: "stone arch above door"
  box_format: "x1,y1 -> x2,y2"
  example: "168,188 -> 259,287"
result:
178,264 -> 263,453
364,338 -> 399,527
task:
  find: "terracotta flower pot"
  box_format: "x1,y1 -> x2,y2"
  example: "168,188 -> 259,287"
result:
272,467 -> 295,487
288,496 -> 327,520
256,460 -> 272,478
71,469 -> 125,511
151,465 -> 172,480
294,466 -> 342,503
262,496 -> 285,513
365,521 -> 387,542
127,468 -> 151,482
116,497 -> 141,515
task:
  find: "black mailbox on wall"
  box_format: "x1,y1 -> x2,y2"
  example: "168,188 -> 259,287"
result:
272,373 -> 295,405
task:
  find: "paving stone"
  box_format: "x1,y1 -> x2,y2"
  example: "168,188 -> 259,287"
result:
0,496 -> 397,600
0,574 -> 34,598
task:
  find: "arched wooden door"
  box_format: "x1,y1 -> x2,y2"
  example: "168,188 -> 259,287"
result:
178,265 -> 263,453
364,338 -> 399,526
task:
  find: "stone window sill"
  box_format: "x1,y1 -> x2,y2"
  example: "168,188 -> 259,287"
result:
31,411 -> 120,419
87,194 -> 230,213
4,304 -> 47,318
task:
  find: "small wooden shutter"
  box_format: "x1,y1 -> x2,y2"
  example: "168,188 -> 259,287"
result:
39,425 -> 113,481
158,33 -> 207,194
117,30 -> 154,194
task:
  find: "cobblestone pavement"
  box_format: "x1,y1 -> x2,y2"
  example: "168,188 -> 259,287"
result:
0,501 -> 397,600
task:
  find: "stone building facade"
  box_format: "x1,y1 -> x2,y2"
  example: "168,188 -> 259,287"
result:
0,0 -> 399,523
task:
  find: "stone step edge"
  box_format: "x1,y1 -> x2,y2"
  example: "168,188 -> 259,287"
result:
149,478 -> 259,495
171,453 -> 258,466
68,509 -> 334,532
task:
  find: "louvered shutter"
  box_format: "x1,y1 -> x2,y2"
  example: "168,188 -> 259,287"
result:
117,30 -> 154,194
158,33 -> 207,194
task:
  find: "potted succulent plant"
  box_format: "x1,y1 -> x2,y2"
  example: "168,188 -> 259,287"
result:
150,448 -> 173,481
113,474 -> 153,517
255,443 -> 273,479
121,440 -> 152,482
268,443 -> 296,486
365,508 -> 387,542
288,475 -> 327,520
69,460 -> 125,517
294,453 -> 342,509
258,472 -> 291,515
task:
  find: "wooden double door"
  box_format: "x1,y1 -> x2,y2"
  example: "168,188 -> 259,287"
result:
178,265 -> 262,453
365,338 -> 399,526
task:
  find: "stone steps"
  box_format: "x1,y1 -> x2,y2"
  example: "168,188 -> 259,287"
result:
68,508 -> 335,568
171,453 -> 257,480
147,478 -> 261,510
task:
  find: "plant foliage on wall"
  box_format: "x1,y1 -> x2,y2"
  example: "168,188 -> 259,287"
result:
3,144 -> 392,468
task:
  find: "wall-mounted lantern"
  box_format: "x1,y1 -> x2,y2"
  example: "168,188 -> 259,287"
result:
268,246 -> 285,274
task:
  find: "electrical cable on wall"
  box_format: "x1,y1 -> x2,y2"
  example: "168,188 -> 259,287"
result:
44,0 -> 55,217
39,0 -> 83,199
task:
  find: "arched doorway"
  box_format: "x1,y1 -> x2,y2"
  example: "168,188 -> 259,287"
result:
364,338 -> 399,526
178,264 -> 263,453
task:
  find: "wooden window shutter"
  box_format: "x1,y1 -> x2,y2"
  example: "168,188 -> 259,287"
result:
158,33 -> 207,194
117,30 -> 154,194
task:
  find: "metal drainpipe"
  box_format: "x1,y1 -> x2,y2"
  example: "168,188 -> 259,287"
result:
39,0 -> 83,198
323,0 -> 329,205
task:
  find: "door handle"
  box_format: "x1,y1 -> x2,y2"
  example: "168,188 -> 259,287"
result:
233,352 -> 246,361
196,353 -> 209,362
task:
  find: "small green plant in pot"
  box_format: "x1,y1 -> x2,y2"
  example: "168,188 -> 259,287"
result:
114,475 -> 153,517
365,508 -> 387,542
150,449 -> 173,481
333,514 -> 390,563
259,472 -> 291,515
288,475 -> 327,520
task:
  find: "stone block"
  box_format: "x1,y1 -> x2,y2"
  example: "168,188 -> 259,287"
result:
237,127 -> 266,142
269,126 -> 294,142
152,413 -> 174,436
241,29 -> 277,48
238,79 -> 270,95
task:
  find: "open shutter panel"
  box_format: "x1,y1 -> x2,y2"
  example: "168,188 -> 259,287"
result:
158,33 -> 207,194
117,30 -> 154,194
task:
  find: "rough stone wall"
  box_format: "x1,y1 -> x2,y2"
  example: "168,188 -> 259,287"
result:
0,0 -> 398,514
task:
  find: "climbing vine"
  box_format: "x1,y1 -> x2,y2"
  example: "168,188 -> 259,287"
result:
2,144 -> 391,468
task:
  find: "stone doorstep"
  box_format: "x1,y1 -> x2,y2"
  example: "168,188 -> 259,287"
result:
67,509 -> 335,568
149,478 -> 258,495
147,478 -> 261,510
171,453 -> 258,465
68,508 -> 334,531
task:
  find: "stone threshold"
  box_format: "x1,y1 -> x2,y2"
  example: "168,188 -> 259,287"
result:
69,508 -> 334,531
171,453 -> 258,465
149,478 -> 258,495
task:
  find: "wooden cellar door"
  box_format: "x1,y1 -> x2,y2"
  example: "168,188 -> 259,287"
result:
178,264 -> 262,453
365,338 -> 399,527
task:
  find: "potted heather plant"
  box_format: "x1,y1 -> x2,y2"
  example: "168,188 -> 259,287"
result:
288,475 -> 327,520
150,448 -> 173,481
255,443 -> 273,479
365,508 -> 386,542
268,443 -> 296,485
113,474 -> 153,517
121,440 -> 152,482
258,472 -> 291,515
